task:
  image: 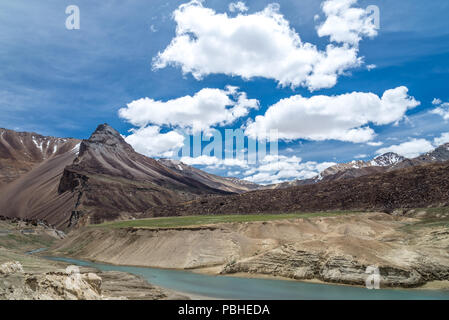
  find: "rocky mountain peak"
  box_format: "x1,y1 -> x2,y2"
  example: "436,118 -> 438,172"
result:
78,123 -> 134,157
371,152 -> 405,166
88,124 -> 126,145
418,142 -> 449,162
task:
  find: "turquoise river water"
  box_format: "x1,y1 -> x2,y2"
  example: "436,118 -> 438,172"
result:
45,256 -> 449,300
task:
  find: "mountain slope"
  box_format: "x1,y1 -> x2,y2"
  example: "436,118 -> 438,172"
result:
146,160 -> 449,217
0,128 -> 80,186
0,150 -> 80,227
157,159 -> 260,193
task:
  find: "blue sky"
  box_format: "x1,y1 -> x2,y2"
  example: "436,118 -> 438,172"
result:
1,0 -> 449,184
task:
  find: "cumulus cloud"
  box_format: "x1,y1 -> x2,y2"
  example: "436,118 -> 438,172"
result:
228,1 -> 248,13
179,153 -> 335,185
124,126 -> 185,157
375,138 -> 435,159
152,0 -> 376,90
434,132 -> 449,146
119,86 -> 258,133
243,155 -> 336,185
245,86 -> 420,143
431,98 -> 449,120
317,0 -> 378,46
367,141 -> 383,147
432,98 -> 442,105
181,155 -> 249,169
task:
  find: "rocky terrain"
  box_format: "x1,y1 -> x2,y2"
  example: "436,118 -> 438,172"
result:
49,210 -> 449,288
145,160 -> 449,217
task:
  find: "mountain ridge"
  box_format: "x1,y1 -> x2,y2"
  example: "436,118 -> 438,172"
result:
268,145 -> 449,189
0,124 -> 259,228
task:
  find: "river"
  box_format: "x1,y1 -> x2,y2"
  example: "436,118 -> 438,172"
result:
45,256 -> 449,300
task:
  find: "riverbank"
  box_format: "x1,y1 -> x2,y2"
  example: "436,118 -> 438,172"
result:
0,247 -> 191,300
39,256 -> 449,300
48,210 -> 449,289
0,219 -> 190,300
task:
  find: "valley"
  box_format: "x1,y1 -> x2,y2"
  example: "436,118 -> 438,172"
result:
1,125 -> 449,299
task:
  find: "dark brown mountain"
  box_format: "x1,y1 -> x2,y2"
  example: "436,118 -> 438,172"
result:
0,128 -> 80,186
0,124 -> 259,228
145,160 -> 449,218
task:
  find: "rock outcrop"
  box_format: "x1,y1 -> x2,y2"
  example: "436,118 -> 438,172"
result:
0,261 -> 24,275
0,261 -> 103,300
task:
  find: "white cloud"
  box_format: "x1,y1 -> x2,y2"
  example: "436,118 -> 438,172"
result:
227,170 -> 241,176
124,126 -> 185,158
153,0 -> 376,91
180,155 -> 249,169
179,153 -> 335,185
245,86 -> 420,143
375,138 -> 435,159
354,154 -> 368,159
434,132 -> 449,146
431,98 -> 449,120
243,155 -> 336,185
317,0 -> 378,46
367,141 -> 383,147
432,98 -> 442,105
432,107 -> 449,120
228,1 -> 248,13
119,86 -> 258,133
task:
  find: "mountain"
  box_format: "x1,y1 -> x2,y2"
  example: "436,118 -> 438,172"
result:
319,152 -> 405,179
268,145 -> 449,190
0,128 -> 80,186
392,143 -> 449,169
0,124 -> 258,228
267,152 -> 405,189
58,124 -> 256,226
146,159 -> 449,217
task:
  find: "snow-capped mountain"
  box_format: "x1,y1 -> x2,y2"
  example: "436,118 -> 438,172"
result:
321,152 -> 405,178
